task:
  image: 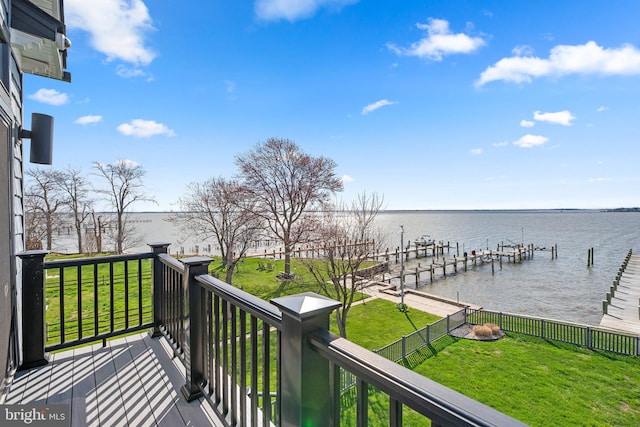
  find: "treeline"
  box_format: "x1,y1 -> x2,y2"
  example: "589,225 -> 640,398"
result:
25,160 -> 153,254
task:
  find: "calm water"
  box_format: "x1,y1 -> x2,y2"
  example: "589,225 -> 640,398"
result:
53,210 -> 640,326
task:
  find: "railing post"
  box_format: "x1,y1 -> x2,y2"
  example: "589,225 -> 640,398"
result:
17,250 -> 49,370
148,242 -> 170,338
180,256 -> 212,402
272,292 -> 341,427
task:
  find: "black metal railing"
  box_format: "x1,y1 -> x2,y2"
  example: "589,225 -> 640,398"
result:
19,246 -> 526,426
19,251 -> 154,353
466,309 -> 640,356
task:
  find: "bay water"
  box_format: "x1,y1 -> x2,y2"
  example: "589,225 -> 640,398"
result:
52,210 -> 640,326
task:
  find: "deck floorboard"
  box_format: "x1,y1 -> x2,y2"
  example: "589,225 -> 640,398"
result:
4,333 -> 223,426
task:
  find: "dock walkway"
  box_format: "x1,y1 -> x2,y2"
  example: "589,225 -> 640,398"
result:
600,253 -> 640,335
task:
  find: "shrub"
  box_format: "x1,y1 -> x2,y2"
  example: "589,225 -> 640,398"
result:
486,323 -> 501,335
473,324 -> 493,337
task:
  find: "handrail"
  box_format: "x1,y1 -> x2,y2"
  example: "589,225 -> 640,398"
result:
44,252 -> 153,268
194,274 -> 282,328
309,329 -> 527,427
158,252 -> 184,271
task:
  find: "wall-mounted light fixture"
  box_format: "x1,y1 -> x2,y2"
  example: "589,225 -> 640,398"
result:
20,113 -> 54,165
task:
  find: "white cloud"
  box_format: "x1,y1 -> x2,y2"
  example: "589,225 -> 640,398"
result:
513,134 -> 548,148
493,141 -> 509,147
255,0 -> 358,22
470,148 -> 483,155
533,110 -> 575,126
596,105 -> 608,112
28,88 -> 69,106
66,0 -> 156,66
341,174 -> 354,183
116,65 -> 153,81
512,45 -> 534,56
117,119 -> 175,138
520,120 -> 535,128
387,18 -> 486,61
75,115 -> 103,125
361,99 -> 396,115
477,41 -> 640,86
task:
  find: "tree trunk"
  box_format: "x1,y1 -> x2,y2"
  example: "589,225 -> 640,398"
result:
45,213 -> 53,250
75,219 -> 83,254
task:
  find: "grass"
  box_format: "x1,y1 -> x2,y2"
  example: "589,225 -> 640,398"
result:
402,334 -> 640,426
44,253 -> 153,344
330,298 -> 441,349
43,252 -> 640,426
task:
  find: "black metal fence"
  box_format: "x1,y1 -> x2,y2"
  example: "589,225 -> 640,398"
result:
466,309 -> 640,356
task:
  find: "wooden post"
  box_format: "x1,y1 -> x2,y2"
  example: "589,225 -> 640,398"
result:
491,257 -> 495,274
453,256 -> 457,273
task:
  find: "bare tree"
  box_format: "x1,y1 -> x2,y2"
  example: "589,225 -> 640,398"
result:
235,138 -> 343,278
302,192 -> 385,338
57,167 -> 93,254
170,177 -> 262,284
93,160 -> 155,254
85,211 -> 107,254
24,168 -> 65,250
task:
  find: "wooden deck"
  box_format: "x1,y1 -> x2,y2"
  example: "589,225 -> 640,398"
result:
600,254 -> 640,335
4,333 -> 224,427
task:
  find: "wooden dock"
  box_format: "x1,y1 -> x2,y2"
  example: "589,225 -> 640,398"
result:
600,251 -> 640,335
379,245 -> 536,287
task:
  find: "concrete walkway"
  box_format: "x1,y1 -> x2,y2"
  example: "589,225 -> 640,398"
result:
360,281 -> 481,317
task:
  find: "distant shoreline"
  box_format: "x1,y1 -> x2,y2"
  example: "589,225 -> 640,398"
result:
82,208 -> 640,214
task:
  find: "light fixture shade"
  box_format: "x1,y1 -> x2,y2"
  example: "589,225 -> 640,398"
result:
29,113 -> 54,165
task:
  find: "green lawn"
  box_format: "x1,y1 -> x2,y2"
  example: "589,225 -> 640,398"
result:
331,298 -> 441,349
396,334 -> 640,426
44,253 -> 640,426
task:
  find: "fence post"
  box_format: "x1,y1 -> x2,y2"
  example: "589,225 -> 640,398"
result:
402,336 -> 406,360
148,242 -> 170,338
17,250 -> 49,370
585,327 -> 592,349
426,324 -> 430,344
272,292 -> 341,426
180,256 -> 212,401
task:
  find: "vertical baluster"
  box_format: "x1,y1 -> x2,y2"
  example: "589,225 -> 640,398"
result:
230,303 -> 238,425
59,267 -> 65,344
240,310 -> 247,425
109,262 -> 114,333
207,291 -> 214,396
262,321 -> 271,426
250,316 -> 258,424
214,295 -> 222,404
77,265 -> 82,340
124,260 -> 129,330
222,300 -> 229,414
389,397 -> 402,427
357,378 -> 369,427
138,258 -> 143,325
93,263 -> 99,336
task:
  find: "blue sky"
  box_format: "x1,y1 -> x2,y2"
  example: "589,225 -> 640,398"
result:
24,0 -> 640,211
